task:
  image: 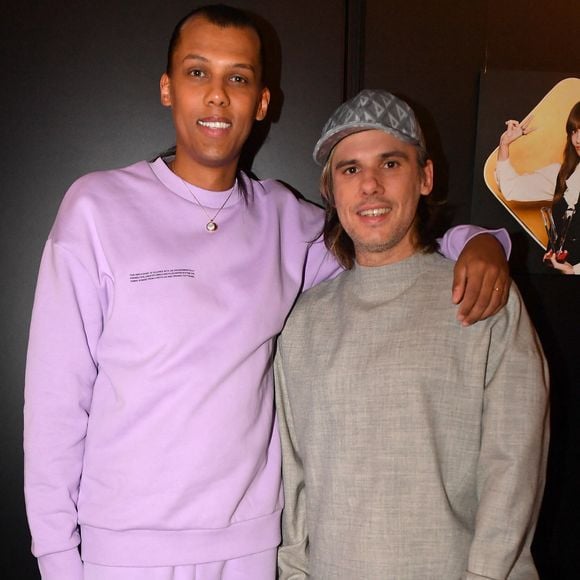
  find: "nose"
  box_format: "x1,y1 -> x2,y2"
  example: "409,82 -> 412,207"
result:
205,80 -> 230,107
360,169 -> 383,196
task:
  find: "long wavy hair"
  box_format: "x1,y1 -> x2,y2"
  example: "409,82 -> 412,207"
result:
554,101 -> 580,205
319,141 -> 440,270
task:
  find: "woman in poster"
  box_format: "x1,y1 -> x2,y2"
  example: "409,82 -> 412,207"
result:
495,101 -> 580,274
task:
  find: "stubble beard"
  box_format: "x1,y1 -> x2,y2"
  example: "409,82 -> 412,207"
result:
353,220 -> 413,256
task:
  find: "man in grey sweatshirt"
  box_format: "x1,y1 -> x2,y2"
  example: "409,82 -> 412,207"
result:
275,90 -> 549,580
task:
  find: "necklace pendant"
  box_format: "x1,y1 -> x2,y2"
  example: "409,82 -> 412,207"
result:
178,175 -> 235,233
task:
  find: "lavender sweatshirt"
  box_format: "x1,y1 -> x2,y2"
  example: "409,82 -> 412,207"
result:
24,157 -> 508,579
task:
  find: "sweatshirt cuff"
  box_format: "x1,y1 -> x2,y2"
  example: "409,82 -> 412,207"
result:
38,548 -> 83,580
438,225 -> 512,261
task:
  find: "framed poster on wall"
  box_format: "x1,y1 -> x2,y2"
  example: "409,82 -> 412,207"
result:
472,70 -> 580,275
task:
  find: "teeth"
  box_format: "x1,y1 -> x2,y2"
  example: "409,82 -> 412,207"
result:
198,120 -> 231,129
359,208 -> 390,217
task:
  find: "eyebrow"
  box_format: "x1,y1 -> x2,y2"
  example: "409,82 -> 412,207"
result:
181,54 -> 257,73
334,149 -> 411,170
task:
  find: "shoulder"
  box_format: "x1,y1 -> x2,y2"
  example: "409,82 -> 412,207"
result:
244,175 -> 325,244
407,254 -> 531,348
66,160 -> 153,198
281,274 -> 341,338
493,281 -> 530,329
300,272 -> 342,306
420,254 -> 533,340
415,251 -> 455,287
422,250 -> 454,271
60,160 -> 153,213
247,175 -> 324,221
400,252 -> 458,315
50,160 -> 152,239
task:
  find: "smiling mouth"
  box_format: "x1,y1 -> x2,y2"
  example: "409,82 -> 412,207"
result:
359,208 -> 391,217
197,120 -> 232,129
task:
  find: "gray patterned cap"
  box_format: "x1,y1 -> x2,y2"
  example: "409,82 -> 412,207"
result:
313,89 -> 424,165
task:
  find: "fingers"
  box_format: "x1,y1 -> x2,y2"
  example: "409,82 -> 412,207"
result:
503,116 -> 536,137
548,255 -> 561,271
548,255 -> 574,274
452,233 -> 511,325
455,266 -> 509,325
451,263 -> 468,305
504,120 -> 520,134
520,120 -> 536,135
475,271 -> 511,321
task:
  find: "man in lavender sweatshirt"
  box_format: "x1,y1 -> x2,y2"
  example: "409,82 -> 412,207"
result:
23,4 -> 511,580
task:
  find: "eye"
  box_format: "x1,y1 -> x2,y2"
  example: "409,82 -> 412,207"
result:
342,166 -> 359,175
230,74 -> 248,84
383,160 -> 400,169
187,68 -> 206,78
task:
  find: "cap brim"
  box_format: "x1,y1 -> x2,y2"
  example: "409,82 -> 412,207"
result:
313,123 -> 419,166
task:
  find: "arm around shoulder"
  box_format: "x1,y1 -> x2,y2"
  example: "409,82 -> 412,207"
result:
438,224 -> 511,262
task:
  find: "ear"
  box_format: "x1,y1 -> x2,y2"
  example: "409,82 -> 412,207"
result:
255,86 -> 271,121
160,73 -> 172,108
419,159 -> 434,196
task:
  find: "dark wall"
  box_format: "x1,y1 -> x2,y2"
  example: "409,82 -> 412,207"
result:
2,0 -> 578,578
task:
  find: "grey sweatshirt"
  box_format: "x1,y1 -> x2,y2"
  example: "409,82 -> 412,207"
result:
275,251 -> 549,580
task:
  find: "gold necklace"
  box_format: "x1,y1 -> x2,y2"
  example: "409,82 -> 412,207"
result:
179,177 -> 236,233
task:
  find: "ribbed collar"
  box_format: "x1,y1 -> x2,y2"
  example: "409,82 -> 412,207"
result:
345,251 -> 442,302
